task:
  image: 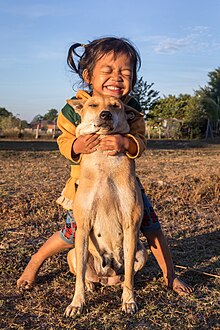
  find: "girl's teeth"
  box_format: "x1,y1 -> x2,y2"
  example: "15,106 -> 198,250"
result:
107,86 -> 120,90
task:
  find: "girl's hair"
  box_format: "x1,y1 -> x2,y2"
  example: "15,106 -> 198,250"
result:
67,37 -> 141,90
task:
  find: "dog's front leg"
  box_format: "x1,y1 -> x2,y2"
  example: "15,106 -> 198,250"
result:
122,226 -> 138,314
64,228 -> 88,317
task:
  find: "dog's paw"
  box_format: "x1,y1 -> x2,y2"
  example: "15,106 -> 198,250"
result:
86,280 -> 95,292
122,301 -> 138,314
64,303 -> 84,317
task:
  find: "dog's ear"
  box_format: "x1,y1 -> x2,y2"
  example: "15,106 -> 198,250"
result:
125,105 -> 144,121
126,111 -> 136,121
66,99 -> 85,114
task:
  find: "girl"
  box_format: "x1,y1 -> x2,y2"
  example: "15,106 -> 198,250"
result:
17,37 -> 192,295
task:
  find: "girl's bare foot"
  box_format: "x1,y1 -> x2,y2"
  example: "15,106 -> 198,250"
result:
17,231 -> 71,290
169,276 -> 193,296
17,257 -> 42,290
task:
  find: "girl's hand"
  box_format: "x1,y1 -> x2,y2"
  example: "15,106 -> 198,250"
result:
98,134 -> 130,156
73,134 -> 100,154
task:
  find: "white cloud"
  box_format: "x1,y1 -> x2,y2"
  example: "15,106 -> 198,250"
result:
155,35 -> 194,53
139,26 -> 219,54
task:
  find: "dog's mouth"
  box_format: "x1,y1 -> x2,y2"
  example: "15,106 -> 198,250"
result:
94,121 -> 114,134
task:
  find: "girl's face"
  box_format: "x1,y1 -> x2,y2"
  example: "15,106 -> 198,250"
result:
84,52 -> 134,100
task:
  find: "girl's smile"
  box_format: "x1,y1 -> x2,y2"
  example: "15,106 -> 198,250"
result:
103,85 -> 124,97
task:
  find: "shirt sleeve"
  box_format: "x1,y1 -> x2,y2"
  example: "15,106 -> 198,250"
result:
125,113 -> 146,158
57,103 -> 82,163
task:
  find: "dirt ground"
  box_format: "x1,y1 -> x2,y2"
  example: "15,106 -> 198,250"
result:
0,140 -> 219,329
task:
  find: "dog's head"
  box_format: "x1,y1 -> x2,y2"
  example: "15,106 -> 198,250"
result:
67,96 -> 131,137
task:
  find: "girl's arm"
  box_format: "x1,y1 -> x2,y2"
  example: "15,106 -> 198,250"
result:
125,114 -> 146,158
57,109 -> 99,162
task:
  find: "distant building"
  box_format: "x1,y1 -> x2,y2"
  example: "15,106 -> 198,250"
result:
29,116 -> 60,137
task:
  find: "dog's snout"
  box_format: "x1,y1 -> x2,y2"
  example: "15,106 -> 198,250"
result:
100,111 -> 112,120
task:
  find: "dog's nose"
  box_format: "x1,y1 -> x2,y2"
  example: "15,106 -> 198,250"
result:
100,111 -> 112,120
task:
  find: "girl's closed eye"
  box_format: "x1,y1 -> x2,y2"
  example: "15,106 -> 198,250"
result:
101,66 -> 112,74
121,69 -> 132,77
101,67 -> 132,78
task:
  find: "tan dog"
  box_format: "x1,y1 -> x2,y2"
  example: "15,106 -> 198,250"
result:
64,96 -> 147,317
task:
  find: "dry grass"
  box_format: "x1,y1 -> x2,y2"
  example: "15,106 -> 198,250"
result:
0,141 -> 219,329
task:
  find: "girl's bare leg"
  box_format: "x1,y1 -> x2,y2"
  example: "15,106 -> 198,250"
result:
144,229 -> 193,296
17,231 -> 72,289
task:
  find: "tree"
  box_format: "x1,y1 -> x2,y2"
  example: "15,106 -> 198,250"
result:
20,120 -> 29,129
137,67 -> 220,139
31,114 -> 44,123
148,94 -> 207,138
206,67 -> 220,105
0,116 -> 18,131
131,77 -> 160,118
195,67 -> 220,138
183,96 -> 207,138
0,107 -> 18,131
43,109 -> 58,121
0,107 -> 13,117
148,94 -> 191,121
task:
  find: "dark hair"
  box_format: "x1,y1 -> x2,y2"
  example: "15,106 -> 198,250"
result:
67,37 -> 141,90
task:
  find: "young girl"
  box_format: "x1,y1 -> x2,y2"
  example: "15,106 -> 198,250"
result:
17,37 -> 192,295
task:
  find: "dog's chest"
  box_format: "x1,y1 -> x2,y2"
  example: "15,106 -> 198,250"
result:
82,151 -> 134,182
80,153 -> 137,250
81,152 -> 136,215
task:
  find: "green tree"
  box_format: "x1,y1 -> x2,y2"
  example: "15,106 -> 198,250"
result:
0,107 -> 18,131
146,68 -> 220,139
31,114 -> 44,124
20,120 -> 29,129
0,107 -> 13,117
183,96 -> 207,138
131,77 -> 160,118
206,67 -> 220,105
0,116 -> 18,131
148,94 -> 207,138
43,109 -> 58,121
148,94 -> 191,122
195,67 -> 220,138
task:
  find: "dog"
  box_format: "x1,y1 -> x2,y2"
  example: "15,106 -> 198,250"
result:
64,96 -> 147,317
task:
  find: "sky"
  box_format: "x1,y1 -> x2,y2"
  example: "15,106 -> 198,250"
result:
0,0 -> 219,122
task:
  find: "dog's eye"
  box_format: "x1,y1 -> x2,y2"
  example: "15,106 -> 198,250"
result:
89,104 -> 97,108
112,103 -> 120,108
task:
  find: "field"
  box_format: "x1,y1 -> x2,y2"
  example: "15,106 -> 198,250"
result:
0,140 -> 219,330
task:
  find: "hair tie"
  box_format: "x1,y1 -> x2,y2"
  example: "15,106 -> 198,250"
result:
81,44 -> 86,48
